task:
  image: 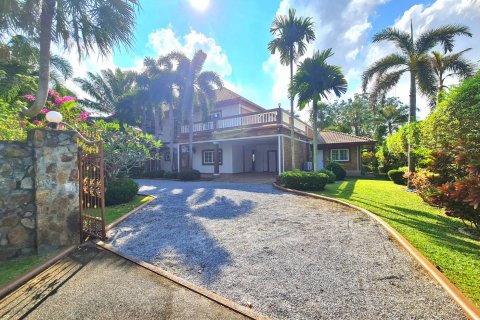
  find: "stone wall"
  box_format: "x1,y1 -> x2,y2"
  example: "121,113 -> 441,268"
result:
0,141 -> 35,259
0,129 -> 80,260
283,137 -> 309,171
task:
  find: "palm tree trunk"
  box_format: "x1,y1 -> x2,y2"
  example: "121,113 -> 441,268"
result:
312,98 -> 318,172
25,0 -> 56,117
289,50 -> 296,169
388,121 -> 392,135
188,104 -> 194,170
407,70 -> 416,187
436,74 -> 444,106
169,89 -> 175,171
154,105 -> 161,137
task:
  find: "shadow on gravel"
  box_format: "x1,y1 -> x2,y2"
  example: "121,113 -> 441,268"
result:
110,181 -> 258,284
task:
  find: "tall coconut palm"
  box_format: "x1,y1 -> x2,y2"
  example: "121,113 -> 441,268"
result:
157,52 -> 189,170
430,49 -> 475,106
268,8 -> 315,169
0,0 -> 139,117
74,68 -> 137,112
362,23 -> 471,174
291,49 -> 347,172
179,50 -> 223,170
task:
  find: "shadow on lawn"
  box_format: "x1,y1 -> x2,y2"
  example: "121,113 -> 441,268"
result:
324,179 -> 357,198
350,196 -> 480,257
108,180 -> 261,284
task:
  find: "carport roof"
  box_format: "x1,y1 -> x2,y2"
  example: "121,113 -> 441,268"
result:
318,131 -> 376,145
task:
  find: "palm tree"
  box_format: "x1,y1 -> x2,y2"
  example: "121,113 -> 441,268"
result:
362,23 -> 472,174
378,97 -> 408,135
156,52 -> 189,170
291,49 -> 347,172
268,8 -> 315,169
430,49 -> 475,105
74,68 -> 137,112
179,50 -> 223,170
0,0 -> 139,117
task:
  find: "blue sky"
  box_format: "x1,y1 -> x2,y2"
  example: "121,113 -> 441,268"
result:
69,0 -> 479,120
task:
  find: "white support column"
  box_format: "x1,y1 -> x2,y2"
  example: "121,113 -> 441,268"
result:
177,144 -> 181,172
277,135 -> 282,174
282,137 -> 285,173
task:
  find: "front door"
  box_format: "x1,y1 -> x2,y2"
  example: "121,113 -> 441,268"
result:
317,149 -> 324,169
267,150 -> 277,173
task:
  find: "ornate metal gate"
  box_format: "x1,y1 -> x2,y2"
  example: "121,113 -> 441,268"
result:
78,140 -> 106,241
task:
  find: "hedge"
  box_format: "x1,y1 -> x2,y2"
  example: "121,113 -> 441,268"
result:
387,169 -> 407,185
177,169 -> 201,181
325,162 -> 347,180
105,178 -> 139,205
319,169 -> 336,183
279,170 -> 329,191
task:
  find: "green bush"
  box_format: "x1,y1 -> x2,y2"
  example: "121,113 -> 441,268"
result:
105,178 -> 139,205
319,169 -> 336,183
325,162 -> 347,180
177,169 -> 201,181
143,170 -> 165,178
387,169 -> 407,185
279,170 -> 329,191
163,171 -> 178,179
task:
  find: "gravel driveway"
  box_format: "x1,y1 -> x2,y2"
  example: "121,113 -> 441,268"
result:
108,179 -> 465,319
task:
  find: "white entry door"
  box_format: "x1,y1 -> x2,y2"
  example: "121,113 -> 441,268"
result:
317,149 -> 324,169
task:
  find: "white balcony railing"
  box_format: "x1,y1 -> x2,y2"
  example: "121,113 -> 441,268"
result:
179,108 -> 313,138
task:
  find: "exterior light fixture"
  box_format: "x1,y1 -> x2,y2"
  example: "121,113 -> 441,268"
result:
45,111 -> 63,128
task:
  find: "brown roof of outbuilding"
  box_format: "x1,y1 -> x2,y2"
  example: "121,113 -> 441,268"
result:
318,131 -> 376,145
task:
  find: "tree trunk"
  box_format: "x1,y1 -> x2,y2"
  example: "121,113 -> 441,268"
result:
25,0 -> 56,117
388,121 -> 392,135
154,105 -> 161,138
188,103 -> 194,170
436,74 -> 444,107
407,70 -> 417,188
312,98 -> 318,172
169,88 -> 175,171
289,50 -> 296,169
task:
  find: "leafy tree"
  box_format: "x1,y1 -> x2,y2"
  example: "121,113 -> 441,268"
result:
290,49 -> 347,172
430,49 -> 476,106
362,23 -> 472,175
179,50 -> 223,170
377,97 -> 408,136
268,8 -> 315,169
0,0 -> 139,117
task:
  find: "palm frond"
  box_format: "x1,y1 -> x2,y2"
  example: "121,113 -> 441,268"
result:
372,28 -> 413,55
415,24 -> 471,54
362,54 -> 408,91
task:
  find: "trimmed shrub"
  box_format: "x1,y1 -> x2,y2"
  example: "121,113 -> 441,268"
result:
163,171 -> 178,179
105,178 -> 139,205
144,170 -> 165,178
279,170 -> 329,191
177,169 -> 201,181
387,169 -> 407,185
325,162 -> 347,180
319,169 -> 336,183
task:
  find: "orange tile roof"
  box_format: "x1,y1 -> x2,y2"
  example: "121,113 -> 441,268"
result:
215,87 -> 265,111
318,131 -> 376,145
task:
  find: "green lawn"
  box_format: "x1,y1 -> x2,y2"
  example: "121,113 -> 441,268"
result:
314,178 -> 480,306
0,195 -> 153,289
104,195 -> 154,224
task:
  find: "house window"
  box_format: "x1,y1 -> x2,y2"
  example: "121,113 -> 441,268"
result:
202,149 -> 223,165
331,148 -> 349,162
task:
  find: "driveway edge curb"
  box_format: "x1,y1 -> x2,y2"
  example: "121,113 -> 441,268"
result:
96,241 -> 270,320
272,182 -> 480,320
105,194 -> 157,231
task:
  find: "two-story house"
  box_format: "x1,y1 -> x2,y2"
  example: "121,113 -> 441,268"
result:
153,87 -> 374,177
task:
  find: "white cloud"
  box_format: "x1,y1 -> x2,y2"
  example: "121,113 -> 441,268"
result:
148,27 -> 232,78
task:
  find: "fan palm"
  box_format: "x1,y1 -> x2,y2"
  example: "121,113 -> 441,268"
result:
74,68 -> 137,112
0,0 -> 139,117
179,50 -> 223,170
290,49 -> 347,172
430,49 -> 475,105
268,8 -> 315,169
362,23 -> 471,174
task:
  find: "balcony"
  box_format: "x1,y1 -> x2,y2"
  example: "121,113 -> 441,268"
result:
178,108 -> 314,140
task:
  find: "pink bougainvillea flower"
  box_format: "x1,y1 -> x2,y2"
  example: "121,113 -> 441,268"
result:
24,94 -> 36,101
48,89 -> 59,97
32,120 -> 40,125
41,108 -> 49,114
79,111 -> 90,121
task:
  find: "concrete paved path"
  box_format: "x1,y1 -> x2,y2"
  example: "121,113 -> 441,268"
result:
0,246 -> 251,320
108,179 -> 466,319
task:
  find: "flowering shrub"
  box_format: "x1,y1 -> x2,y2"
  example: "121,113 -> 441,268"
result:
27,89 -> 88,128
